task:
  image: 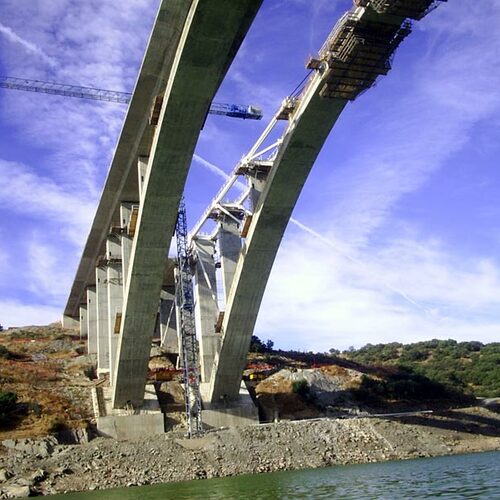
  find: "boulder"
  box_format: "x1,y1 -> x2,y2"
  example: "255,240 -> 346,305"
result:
0,469 -> 13,482
2,484 -> 32,498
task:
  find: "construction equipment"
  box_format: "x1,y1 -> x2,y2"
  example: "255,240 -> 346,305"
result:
175,199 -> 203,437
0,76 -> 263,120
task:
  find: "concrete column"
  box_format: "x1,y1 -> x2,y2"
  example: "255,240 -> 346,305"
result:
120,203 -> 134,288
250,177 -> 266,211
218,218 -> 241,303
62,315 -> 79,330
138,157 -> 148,200
107,236 -> 123,384
160,288 -> 178,353
96,266 -> 110,374
79,305 -> 88,339
87,287 -> 97,354
193,238 -> 219,382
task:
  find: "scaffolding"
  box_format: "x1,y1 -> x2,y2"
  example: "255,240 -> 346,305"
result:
354,0 -> 447,21
301,0 -> 448,101
175,199 -> 203,437
320,16 -> 412,100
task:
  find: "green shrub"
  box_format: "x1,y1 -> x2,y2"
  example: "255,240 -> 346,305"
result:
0,391 -> 17,422
292,379 -> 310,397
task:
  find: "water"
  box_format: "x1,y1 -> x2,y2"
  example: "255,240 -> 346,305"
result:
55,451 -> 499,499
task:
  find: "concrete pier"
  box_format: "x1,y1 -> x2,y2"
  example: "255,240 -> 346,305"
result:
106,236 -> 123,383
96,266 -> 110,374
218,218 -> 241,302
193,238 -> 219,382
61,315 -> 79,330
86,287 -> 97,354
79,305 -> 88,339
112,0 -> 264,408
159,289 -> 177,353
120,204 -> 133,288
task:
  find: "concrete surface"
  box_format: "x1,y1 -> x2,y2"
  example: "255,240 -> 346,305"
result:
201,382 -> 258,429
96,266 -> 110,374
159,289 -> 178,353
209,78 -> 348,402
79,305 -> 88,339
97,414 -> 165,441
86,287 -> 97,354
218,218 -> 241,302
112,0 -> 263,408
194,238 -> 219,382
106,236 -> 123,383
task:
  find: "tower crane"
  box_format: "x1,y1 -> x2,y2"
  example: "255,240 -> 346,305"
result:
0,76 -> 263,121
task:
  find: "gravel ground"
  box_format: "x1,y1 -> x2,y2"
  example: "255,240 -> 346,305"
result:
0,406 -> 498,497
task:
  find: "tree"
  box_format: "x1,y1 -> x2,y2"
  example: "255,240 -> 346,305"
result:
249,335 -> 274,353
265,339 -> 274,351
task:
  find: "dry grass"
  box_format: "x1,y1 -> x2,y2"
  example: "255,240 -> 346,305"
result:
0,324 -> 93,440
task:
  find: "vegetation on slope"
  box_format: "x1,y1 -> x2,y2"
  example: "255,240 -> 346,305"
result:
340,340 -> 499,398
0,325 -> 94,439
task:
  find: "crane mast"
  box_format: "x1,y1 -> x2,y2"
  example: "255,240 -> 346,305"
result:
175,199 -> 203,437
0,76 -> 263,120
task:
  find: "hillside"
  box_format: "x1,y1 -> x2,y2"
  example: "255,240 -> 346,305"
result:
339,340 -> 499,399
1,327 -> 498,443
0,325 -> 95,440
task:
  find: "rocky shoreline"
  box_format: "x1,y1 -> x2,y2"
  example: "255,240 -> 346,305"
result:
0,406 -> 498,497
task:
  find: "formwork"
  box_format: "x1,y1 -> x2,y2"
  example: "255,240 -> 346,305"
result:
354,0 -> 447,21
315,12 -> 412,100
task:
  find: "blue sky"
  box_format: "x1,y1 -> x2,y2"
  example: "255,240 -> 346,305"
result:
1,0 -> 500,351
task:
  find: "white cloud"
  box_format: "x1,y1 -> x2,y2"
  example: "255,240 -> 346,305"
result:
193,0 -> 500,352
0,300 -> 60,329
256,229 -> 500,351
0,22 -> 56,67
26,236 -> 76,303
0,160 -> 95,245
1,0 -> 499,352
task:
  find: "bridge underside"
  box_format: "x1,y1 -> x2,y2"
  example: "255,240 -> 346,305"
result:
64,0 -> 447,427
191,1 -> 446,404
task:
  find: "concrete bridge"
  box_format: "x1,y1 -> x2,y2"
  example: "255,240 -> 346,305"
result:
63,0 -> 447,436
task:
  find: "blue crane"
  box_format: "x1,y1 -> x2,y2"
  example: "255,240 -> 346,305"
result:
0,76 -> 263,121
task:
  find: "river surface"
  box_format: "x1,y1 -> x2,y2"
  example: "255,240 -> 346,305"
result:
55,451 -> 499,499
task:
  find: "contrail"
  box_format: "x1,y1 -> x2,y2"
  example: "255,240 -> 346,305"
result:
193,154 -> 246,191
193,153 -> 433,315
289,217 -> 433,315
0,23 -> 56,67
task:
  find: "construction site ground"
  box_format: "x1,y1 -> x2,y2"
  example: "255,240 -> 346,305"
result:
0,325 -> 498,496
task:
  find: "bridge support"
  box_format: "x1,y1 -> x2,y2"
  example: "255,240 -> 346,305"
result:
61,315 -> 79,330
106,236 -> 123,383
193,238 -> 219,382
160,289 -> 178,352
96,266 -> 110,375
112,0 -> 264,409
79,305 -> 88,339
86,287 -> 97,354
200,381 -> 258,429
218,218 -> 241,301
120,203 -> 134,287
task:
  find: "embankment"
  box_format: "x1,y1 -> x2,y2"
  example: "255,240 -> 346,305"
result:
0,406 -> 499,497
